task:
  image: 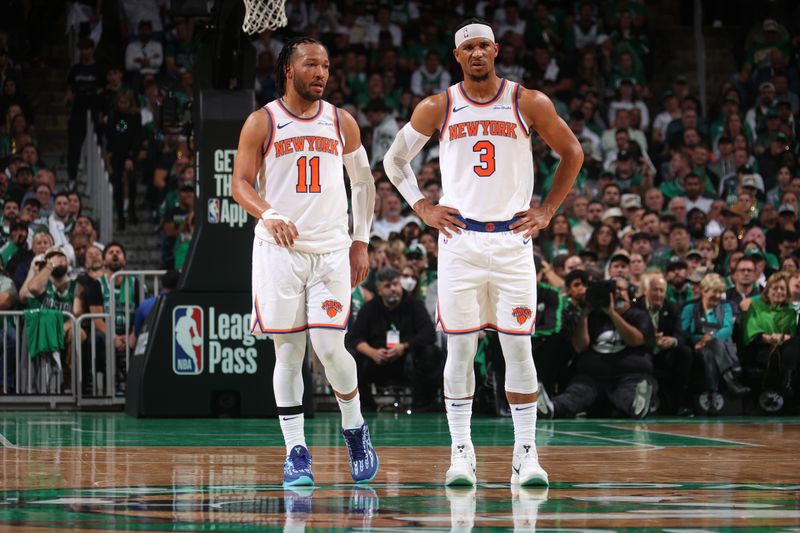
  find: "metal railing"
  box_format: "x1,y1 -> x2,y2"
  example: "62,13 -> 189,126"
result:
77,313 -> 113,404
83,110 -> 114,244
107,270 -> 166,405
0,270 -> 166,408
0,310 -> 87,406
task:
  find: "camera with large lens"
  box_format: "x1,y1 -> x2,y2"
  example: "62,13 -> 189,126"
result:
586,280 -> 617,309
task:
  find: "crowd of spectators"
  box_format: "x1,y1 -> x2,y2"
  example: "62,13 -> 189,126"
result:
3,0 -> 800,416
307,1 -> 800,417
0,11 -> 171,393
0,215 -> 150,395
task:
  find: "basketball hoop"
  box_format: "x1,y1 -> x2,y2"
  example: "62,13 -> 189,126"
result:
242,0 -> 287,34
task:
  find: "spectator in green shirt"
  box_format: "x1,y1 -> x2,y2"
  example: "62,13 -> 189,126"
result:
742,20 -> 791,76
665,259 -> 693,306
742,272 -> 799,407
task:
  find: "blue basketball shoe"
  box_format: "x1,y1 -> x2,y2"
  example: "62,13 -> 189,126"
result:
283,445 -> 314,487
341,421 -> 379,483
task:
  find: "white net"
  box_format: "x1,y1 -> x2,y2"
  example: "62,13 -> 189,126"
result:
242,0 -> 287,34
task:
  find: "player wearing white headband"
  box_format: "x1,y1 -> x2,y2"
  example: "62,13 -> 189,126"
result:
384,18 -> 584,487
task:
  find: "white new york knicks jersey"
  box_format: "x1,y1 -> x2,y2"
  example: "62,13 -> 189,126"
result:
255,99 -> 350,254
438,79 -> 534,221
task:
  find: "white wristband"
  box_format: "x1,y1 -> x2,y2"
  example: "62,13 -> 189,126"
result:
260,208 -> 290,224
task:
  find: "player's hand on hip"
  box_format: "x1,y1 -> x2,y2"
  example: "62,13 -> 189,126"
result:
415,200 -> 466,238
349,241 -> 369,288
510,205 -> 556,238
263,219 -> 299,248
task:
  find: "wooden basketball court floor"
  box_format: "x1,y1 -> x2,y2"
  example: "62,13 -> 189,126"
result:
1,412 -> 798,531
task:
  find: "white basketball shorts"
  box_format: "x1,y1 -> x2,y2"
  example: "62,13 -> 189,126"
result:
250,237 -> 351,335
436,229 -> 536,336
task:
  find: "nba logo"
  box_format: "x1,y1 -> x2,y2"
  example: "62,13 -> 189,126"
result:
207,198 -> 220,224
173,306 -> 204,375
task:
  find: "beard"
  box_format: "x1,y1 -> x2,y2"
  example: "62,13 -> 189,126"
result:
108,262 -> 124,272
382,292 -> 402,307
294,77 -> 323,102
468,72 -> 490,82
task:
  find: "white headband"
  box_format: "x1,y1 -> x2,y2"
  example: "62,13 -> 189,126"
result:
455,24 -> 495,48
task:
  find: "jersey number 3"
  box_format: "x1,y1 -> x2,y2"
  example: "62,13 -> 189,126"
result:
296,156 -> 321,193
472,141 -> 495,177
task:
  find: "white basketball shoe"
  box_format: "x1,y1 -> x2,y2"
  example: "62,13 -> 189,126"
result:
510,444 -> 549,486
445,443 -> 477,486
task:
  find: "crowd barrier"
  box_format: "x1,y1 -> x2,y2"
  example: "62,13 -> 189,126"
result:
0,270 -> 166,408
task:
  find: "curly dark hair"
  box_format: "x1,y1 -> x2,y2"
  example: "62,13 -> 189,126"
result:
275,36 -> 326,97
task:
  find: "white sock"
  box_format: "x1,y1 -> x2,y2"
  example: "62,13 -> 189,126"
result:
510,402 -> 537,451
279,413 -> 306,454
446,399 -> 473,448
336,393 -> 365,430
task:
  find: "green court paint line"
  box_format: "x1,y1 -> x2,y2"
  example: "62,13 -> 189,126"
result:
0,412 -> 793,448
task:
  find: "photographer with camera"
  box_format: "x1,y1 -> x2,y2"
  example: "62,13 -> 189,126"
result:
538,276 -> 656,419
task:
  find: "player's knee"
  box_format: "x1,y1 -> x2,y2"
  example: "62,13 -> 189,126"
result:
498,334 -> 532,362
316,347 -> 355,372
273,333 -> 306,370
446,333 -> 479,366
274,351 -> 303,373
498,334 -> 537,392
505,356 -> 537,394
309,330 -> 348,365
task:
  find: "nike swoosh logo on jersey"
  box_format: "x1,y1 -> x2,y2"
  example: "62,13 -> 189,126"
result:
452,105 -> 468,113
277,121 -> 293,129
523,238 -> 531,245
514,405 -> 535,411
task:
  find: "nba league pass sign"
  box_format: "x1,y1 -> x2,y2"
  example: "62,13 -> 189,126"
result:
172,305 -> 259,376
206,149 -> 248,228
173,306 -> 204,375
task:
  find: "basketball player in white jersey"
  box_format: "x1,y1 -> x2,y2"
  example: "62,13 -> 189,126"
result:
384,19 -> 583,486
232,37 -> 379,486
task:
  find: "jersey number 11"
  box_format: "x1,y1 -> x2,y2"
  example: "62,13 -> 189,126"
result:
296,156 -> 321,193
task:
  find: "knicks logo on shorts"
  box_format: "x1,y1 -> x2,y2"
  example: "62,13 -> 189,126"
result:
512,306 -> 532,325
321,299 -> 343,318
